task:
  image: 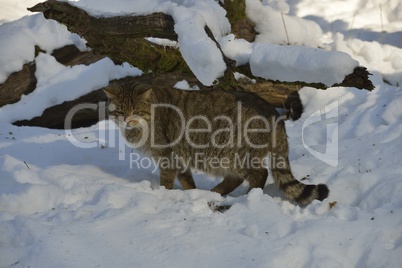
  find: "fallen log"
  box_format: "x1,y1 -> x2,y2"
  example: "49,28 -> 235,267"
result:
0,45 -> 104,109
28,0 -> 374,91
4,0 -> 374,129
6,43 -> 301,129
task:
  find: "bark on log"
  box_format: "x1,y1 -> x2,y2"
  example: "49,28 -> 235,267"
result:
0,62 -> 37,107
29,1 -> 177,40
28,1 -> 188,74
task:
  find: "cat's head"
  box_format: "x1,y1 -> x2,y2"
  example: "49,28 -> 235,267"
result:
104,82 -> 153,130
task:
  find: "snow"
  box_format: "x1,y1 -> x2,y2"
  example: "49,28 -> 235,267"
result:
145,37 -> 178,48
170,5 -> 227,86
219,34 -> 254,66
267,0 -> 290,14
1,0 -> 402,267
250,43 -> 359,86
219,35 -> 359,86
0,14 -> 86,83
174,80 -> 199,91
247,0 -> 323,46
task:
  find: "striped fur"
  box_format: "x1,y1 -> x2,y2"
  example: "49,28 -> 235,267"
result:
104,82 -> 329,205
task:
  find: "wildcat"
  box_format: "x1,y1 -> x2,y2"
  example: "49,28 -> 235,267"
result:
104,82 -> 329,205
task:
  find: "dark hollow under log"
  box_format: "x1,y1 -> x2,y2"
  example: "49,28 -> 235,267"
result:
51,44 -> 105,66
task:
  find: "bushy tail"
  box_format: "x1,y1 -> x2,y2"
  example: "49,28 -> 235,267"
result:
270,122 -> 329,205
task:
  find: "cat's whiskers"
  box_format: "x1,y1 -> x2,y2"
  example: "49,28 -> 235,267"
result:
123,121 -> 135,130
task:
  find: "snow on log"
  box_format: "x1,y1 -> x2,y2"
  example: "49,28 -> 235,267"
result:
250,43 -> 359,86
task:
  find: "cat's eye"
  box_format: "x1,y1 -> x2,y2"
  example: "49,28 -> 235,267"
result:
110,110 -> 124,116
134,111 -> 147,116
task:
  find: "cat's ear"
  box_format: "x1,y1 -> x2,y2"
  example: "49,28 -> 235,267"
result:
138,88 -> 153,102
103,87 -> 117,99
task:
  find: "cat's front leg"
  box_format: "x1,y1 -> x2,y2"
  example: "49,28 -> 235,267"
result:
159,168 -> 177,190
237,168 -> 268,192
211,174 -> 244,195
177,168 -> 196,190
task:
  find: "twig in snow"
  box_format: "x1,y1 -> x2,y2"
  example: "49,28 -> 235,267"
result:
281,13 -> 290,45
24,161 -> 30,170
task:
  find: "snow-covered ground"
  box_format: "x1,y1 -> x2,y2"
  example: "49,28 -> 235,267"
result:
1,0 -> 402,267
